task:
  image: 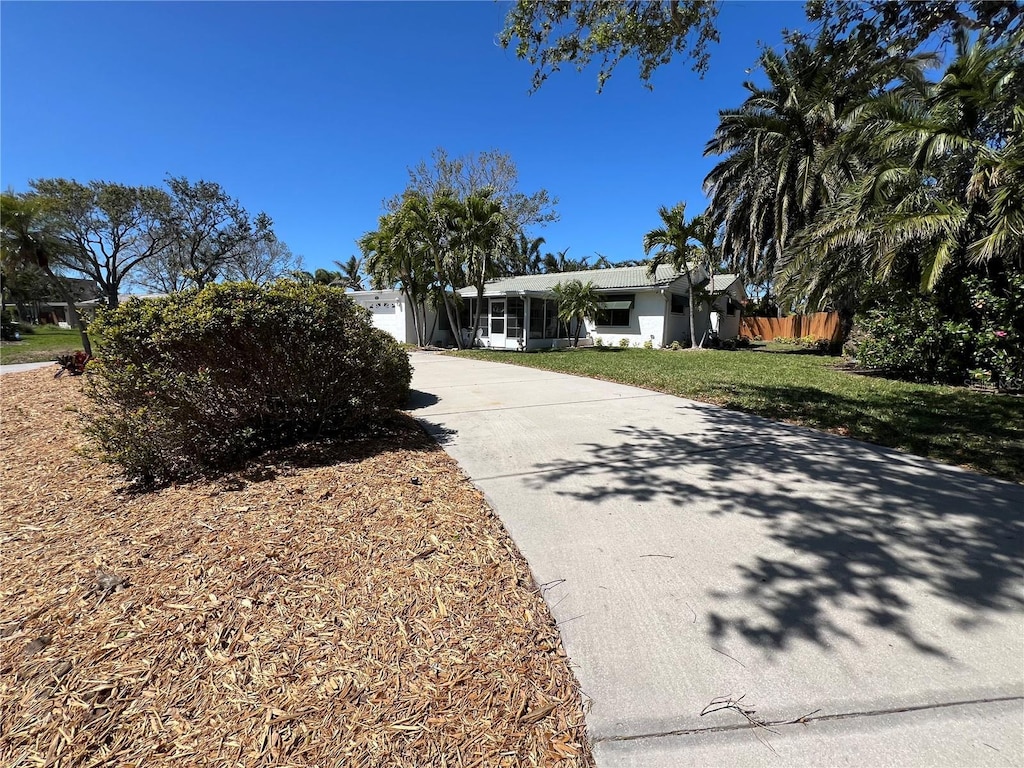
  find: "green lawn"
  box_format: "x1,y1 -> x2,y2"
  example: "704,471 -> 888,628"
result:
453,347 -> 1024,483
0,326 -> 85,365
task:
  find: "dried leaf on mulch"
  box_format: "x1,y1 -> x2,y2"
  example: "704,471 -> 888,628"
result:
0,369 -> 593,767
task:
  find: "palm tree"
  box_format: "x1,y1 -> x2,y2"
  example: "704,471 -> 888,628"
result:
703,33 -> 934,304
360,196 -> 434,346
542,248 -> 591,273
333,256 -> 365,291
456,191 -> 514,346
797,31 -> 1024,293
0,192 -> 92,354
551,279 -> 601,347
397,191 -> 468,347
513,233 -> 546,274
643,203 -> 709,348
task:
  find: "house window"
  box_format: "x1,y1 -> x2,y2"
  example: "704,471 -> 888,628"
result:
671,293 -> 690,314
507,298 -> 524,339
459,298 -> 487,336
529,298 -> 545,339
596,294 -> 634,327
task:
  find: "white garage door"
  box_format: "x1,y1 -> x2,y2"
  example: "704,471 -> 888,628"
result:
364,300 -> 405,343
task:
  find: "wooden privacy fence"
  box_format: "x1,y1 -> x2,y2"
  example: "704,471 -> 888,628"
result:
740,312 -> 841,343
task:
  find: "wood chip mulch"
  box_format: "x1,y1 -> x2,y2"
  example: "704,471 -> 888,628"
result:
0,369 -> 593,767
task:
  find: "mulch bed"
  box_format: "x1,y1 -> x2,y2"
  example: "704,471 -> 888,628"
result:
0,369 -> 592,767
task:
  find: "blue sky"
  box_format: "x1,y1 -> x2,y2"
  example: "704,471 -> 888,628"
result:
1,1 -> 811,276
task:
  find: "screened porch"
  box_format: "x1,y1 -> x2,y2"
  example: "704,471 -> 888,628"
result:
456,295 -> 579,350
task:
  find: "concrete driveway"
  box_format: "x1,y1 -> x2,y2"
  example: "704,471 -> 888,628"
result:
0,361 -> 55,375
408,352 -> 1024,767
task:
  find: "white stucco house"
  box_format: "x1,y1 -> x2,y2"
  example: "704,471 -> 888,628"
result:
354,265 -> 746,351
454,265 -> 745,350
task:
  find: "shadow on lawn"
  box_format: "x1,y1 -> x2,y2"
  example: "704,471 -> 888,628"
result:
713,383 -> 1024,482
525,402 -> 1024,658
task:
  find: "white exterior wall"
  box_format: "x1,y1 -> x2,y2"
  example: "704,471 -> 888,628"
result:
584,291 -> 668,348
665,304 -> 689,347
349,290 -> 442,345
665,293 -> 745,347
406,301 -> 443,346
713,295 -> 741,340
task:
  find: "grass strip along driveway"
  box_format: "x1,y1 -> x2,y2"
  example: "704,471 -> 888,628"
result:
454,348 -> 1024,484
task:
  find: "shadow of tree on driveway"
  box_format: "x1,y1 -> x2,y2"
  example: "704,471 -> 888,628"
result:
525,401 -> 1024,658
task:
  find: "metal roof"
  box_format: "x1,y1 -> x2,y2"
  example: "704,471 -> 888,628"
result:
457,266 -> 740,297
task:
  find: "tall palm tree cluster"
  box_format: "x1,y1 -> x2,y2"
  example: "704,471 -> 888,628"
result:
360,187 -> 592,349
701,25 -> 1022,383
705,28 -> 1022,309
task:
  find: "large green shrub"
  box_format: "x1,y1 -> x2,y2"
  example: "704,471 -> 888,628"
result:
856,274 -> 1023,390
84,281 -> 412,483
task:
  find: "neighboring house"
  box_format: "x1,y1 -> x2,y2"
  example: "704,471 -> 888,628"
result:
76,293 -> 168,322
3,277 -> 102,326
454,265 -> 746,350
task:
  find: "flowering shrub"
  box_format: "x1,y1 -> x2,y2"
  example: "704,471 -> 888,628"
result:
857,275 -> 1023,390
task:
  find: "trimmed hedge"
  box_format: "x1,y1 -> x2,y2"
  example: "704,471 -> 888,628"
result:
84,281 -> 411,483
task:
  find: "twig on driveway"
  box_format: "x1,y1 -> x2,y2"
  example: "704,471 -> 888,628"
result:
710,646 -> 747,668
701,694 -> 822,728
538,578 -> 566,594
700,694 -> 781,755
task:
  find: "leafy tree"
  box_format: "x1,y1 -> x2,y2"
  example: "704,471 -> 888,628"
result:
500,1 -> 1019,95
807,0 -> 1023,53
221,229 -> 301,285
158,176 -> 272,290
0,191 -> 92,352
500,0 -> 721,92
402,147 -> 557,231
643,202 -> 710,348
289,269 -> 315,284
373,148 -> 556,348
0,261 -> 50,322
28,179 -> 174,309
551,279 -> 602,347
334,255 -> 365,290
453,190 -> 515,347
397,190 -> 468,348
313,268 -> 342,285
703,33 -> 933,310
542,247 -> 592,273
512,233 -> 546,274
